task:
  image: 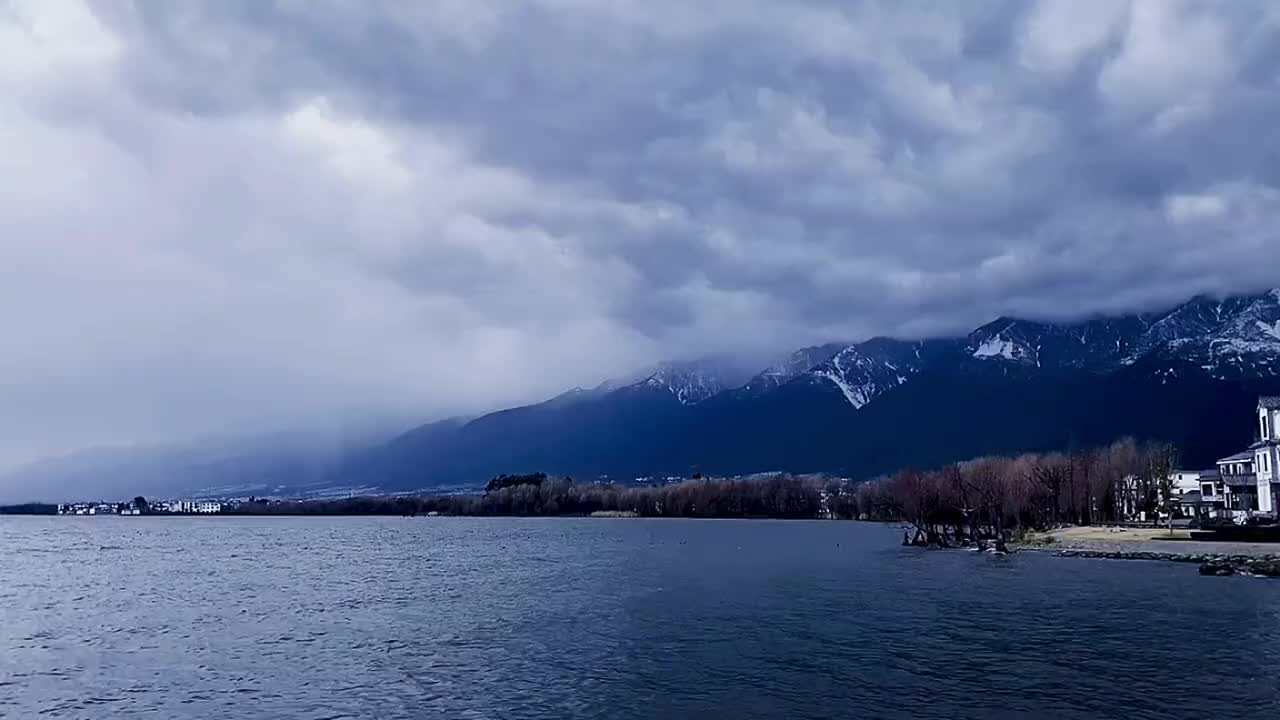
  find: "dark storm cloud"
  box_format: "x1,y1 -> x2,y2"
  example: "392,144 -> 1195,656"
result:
3,0 -> 1280,468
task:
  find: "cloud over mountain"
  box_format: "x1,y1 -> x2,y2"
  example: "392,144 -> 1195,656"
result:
3,0 -> 1279,469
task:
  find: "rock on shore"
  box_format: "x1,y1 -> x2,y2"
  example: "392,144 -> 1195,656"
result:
1052,548 -> 1280,577
1199,559 -> 1280,577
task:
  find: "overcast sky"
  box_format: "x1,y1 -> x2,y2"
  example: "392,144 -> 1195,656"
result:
3,0 -> 1280,469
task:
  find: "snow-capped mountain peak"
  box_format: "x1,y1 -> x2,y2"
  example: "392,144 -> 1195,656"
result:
965,288 -> 1280,379
803,338 -> 926,408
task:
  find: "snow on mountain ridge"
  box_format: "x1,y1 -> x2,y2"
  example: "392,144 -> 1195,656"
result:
738,343 -> 847,396
1125,290 -> 1280,376
557,288 -> 1280,414
972,333 -> 1025,362
635,356 -> 761,405
644,366 -> 726,404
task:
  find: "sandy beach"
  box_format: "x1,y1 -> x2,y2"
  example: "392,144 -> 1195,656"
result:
1021,525 -> 1280,560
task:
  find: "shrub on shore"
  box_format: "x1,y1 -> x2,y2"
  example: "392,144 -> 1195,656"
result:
862,438 -> 1178,549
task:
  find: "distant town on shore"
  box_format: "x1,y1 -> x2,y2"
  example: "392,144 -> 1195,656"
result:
56,498 -> 224,516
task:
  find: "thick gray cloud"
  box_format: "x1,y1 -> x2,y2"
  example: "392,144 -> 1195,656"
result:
2,0 -> 1279,469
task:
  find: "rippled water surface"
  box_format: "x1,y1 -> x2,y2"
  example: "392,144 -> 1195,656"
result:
2,516 -> 1279,719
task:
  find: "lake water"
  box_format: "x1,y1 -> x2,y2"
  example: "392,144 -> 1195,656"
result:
2,517 -> 1278,719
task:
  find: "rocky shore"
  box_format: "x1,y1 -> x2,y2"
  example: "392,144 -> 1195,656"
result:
1051,548 -> 1280,576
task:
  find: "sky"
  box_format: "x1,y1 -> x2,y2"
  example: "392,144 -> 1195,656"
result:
3,0 -> 1280,470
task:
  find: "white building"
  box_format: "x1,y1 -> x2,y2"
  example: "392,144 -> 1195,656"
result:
1254,396 -> 1280,513
1214,451 -> 1257,519
147,499 -> 221,513
1197,397 -> 1280,521
1168,468 -> 1217,519
1170,470 -> 1204,496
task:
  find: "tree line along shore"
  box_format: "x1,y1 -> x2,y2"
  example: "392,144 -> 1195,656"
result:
4,439 -> 1181,546
229,438 -> 1185,542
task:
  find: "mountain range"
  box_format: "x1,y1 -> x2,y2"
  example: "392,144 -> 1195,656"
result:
6,288 -> 1280,501
340,288 -> 1280,492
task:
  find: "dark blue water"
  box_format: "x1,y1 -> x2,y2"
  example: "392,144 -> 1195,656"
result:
2,517 -> 1278,719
